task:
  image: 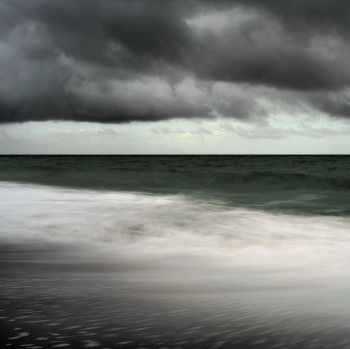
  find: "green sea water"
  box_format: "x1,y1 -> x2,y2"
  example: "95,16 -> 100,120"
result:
0,155 -> 349,216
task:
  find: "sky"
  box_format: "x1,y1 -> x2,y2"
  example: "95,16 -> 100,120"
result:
0,0 -> 350,154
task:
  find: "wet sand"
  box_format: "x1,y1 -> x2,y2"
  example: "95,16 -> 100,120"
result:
1,243 -> 350,349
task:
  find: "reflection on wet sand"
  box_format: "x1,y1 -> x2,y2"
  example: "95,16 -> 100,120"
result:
1,243 -> 350,349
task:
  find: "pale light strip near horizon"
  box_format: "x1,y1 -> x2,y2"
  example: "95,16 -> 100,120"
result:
1,116 -> 350,154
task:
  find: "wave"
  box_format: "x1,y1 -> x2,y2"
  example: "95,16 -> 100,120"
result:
1,181 -> 349,269
1,155 -> 349,217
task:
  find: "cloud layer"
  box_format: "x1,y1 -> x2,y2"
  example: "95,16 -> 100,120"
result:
1,0 -> 350,124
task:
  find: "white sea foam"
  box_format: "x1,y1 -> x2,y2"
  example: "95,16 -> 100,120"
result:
1,181 -> 350,271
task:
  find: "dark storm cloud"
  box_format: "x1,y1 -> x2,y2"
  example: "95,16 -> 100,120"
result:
309,91 -> 350,119
1,0 -> 350,124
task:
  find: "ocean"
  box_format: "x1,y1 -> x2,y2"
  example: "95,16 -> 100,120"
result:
0,155 -> 350,348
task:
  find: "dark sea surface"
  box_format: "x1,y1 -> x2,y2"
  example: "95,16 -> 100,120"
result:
1,155 -> 350,348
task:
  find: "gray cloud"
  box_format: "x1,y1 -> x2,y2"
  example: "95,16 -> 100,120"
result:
222,0 -> 350,38
1,0 -> 350,124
